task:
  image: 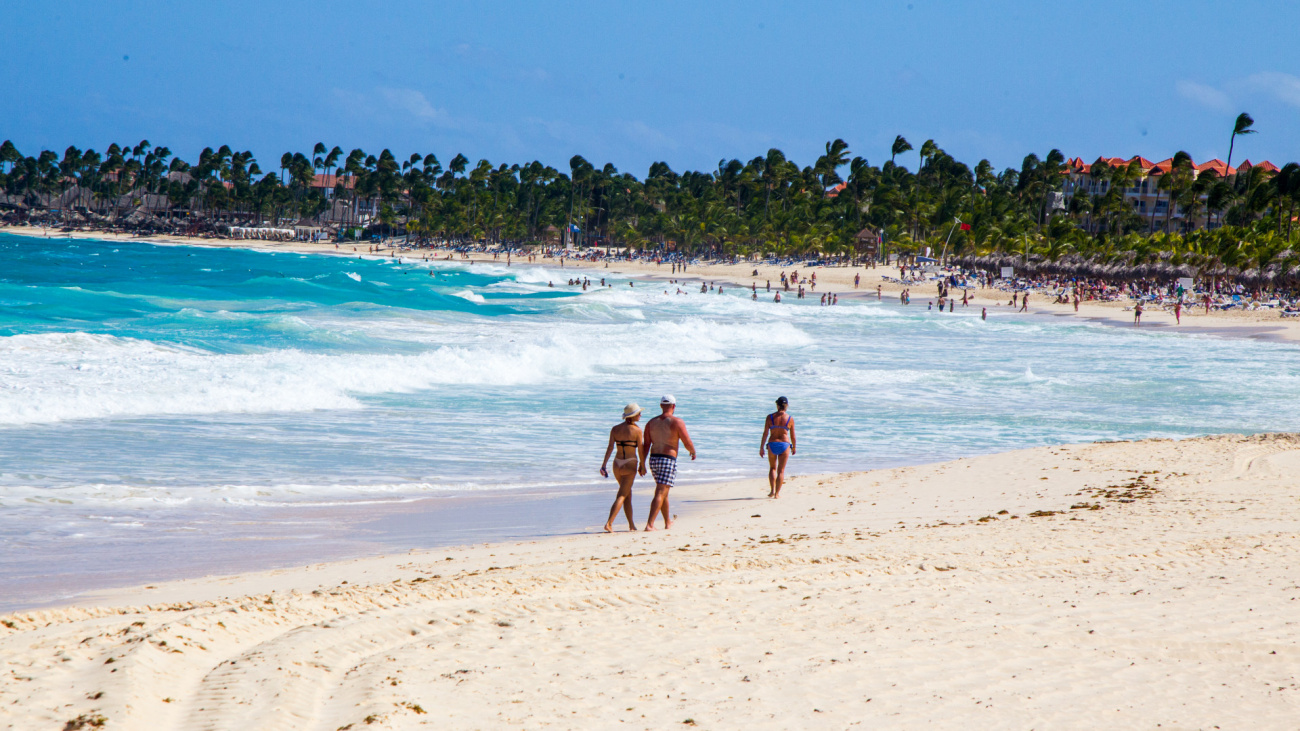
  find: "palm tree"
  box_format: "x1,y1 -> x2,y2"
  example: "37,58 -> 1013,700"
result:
890,135 -> 912,166
1275,162 -> 1300,241
1225,112 -> 1256,176
1159,152 -> 1194,234
814,139 -> 850,192
0,140 -> 18,175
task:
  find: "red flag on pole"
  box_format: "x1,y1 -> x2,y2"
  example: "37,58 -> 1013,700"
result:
960,223 -> 971,231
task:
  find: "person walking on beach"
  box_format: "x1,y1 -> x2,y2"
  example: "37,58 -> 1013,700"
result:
1019,293 -> 1029,313
641,395 -> 696,531
600,404 -> 646,532
1174,301 -> 1182,325
1134,301 -> 1143,325
760,397 -> 796,498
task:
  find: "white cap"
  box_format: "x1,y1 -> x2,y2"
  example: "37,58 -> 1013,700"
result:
660,394 -> 676,405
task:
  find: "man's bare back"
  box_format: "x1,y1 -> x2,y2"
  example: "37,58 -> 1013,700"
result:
643,414 -> 690,458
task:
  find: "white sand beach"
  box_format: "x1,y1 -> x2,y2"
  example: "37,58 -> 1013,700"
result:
4,434 -> 1299,729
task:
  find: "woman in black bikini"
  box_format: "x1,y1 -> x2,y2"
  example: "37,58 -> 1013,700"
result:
600,403 -> 645,531
760,397 -> 797,498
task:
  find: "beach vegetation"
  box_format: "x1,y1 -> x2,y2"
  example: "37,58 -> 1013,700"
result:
4,123 -> 1300,283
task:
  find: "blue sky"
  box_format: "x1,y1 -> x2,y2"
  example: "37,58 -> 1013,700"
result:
5,1 -> 1299,176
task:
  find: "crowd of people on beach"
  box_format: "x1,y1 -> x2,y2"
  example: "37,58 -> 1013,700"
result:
598,396 -> 795,532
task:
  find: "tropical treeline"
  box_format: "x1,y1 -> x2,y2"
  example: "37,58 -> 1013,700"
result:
3,131 -> 1299,275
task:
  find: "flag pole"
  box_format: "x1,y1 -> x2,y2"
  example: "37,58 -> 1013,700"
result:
939,217 -> 962,266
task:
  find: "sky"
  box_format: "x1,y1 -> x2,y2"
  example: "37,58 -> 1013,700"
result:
4,1 -> 1299,178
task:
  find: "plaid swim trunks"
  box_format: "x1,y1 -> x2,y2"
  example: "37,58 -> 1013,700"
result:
648,454 -> 677,487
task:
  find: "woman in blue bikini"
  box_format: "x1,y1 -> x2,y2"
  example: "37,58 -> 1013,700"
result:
760,396 -> 797,498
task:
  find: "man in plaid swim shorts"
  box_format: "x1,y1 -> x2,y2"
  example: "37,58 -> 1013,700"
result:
640,395 -> 697,531
649,452 -> 676,487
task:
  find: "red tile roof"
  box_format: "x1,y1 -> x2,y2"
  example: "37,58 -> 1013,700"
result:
1194,159 -> 1236,177
1237,159 -> 1279,174
1067,155 -> 1283,178
311,173 -> 356,189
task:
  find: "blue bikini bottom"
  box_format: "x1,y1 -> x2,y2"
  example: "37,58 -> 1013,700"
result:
767,441 -> 790,456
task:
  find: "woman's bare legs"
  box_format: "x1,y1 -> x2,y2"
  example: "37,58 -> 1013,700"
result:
771,451 -> 790,498
604,468 -> 638,532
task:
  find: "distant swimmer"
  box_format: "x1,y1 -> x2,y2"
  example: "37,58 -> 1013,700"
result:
774,292 -> 782,303
760,397 -> 796,498
641,395 -> 696,531
600,404 -> 645,532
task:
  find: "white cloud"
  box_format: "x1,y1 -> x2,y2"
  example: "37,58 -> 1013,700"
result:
1175,80 -> 1232,112
522,117 -> 590,147
624,121 -> 677,150
377,88 -> 452,125
1244,71 -> 1300,109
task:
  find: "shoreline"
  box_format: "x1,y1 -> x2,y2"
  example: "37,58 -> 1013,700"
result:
4,434 -> 1299,728
7,223 -> 1299,343
4,223 -> 1300,612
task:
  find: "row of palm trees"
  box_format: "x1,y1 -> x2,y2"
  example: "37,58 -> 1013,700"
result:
2,114 -> 1297,278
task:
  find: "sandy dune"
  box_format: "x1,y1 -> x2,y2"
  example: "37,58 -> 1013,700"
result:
4,434 -> 1299,729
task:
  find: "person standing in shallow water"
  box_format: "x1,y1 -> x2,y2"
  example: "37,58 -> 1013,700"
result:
600,404 -> 645,532
760,397 -> 796,498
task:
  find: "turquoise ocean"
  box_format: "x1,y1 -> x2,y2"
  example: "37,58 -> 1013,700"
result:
2,232 -> 1298,609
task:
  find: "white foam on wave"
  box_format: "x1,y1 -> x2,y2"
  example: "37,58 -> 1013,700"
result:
0,315 -> 813,425
452,289 -> 487,303
499,266 -> 559,284
345,272 -> 362,282
0,477 -> 582,509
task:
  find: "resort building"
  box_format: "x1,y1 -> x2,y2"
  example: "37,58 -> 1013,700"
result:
1061,155 -> 1279,231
